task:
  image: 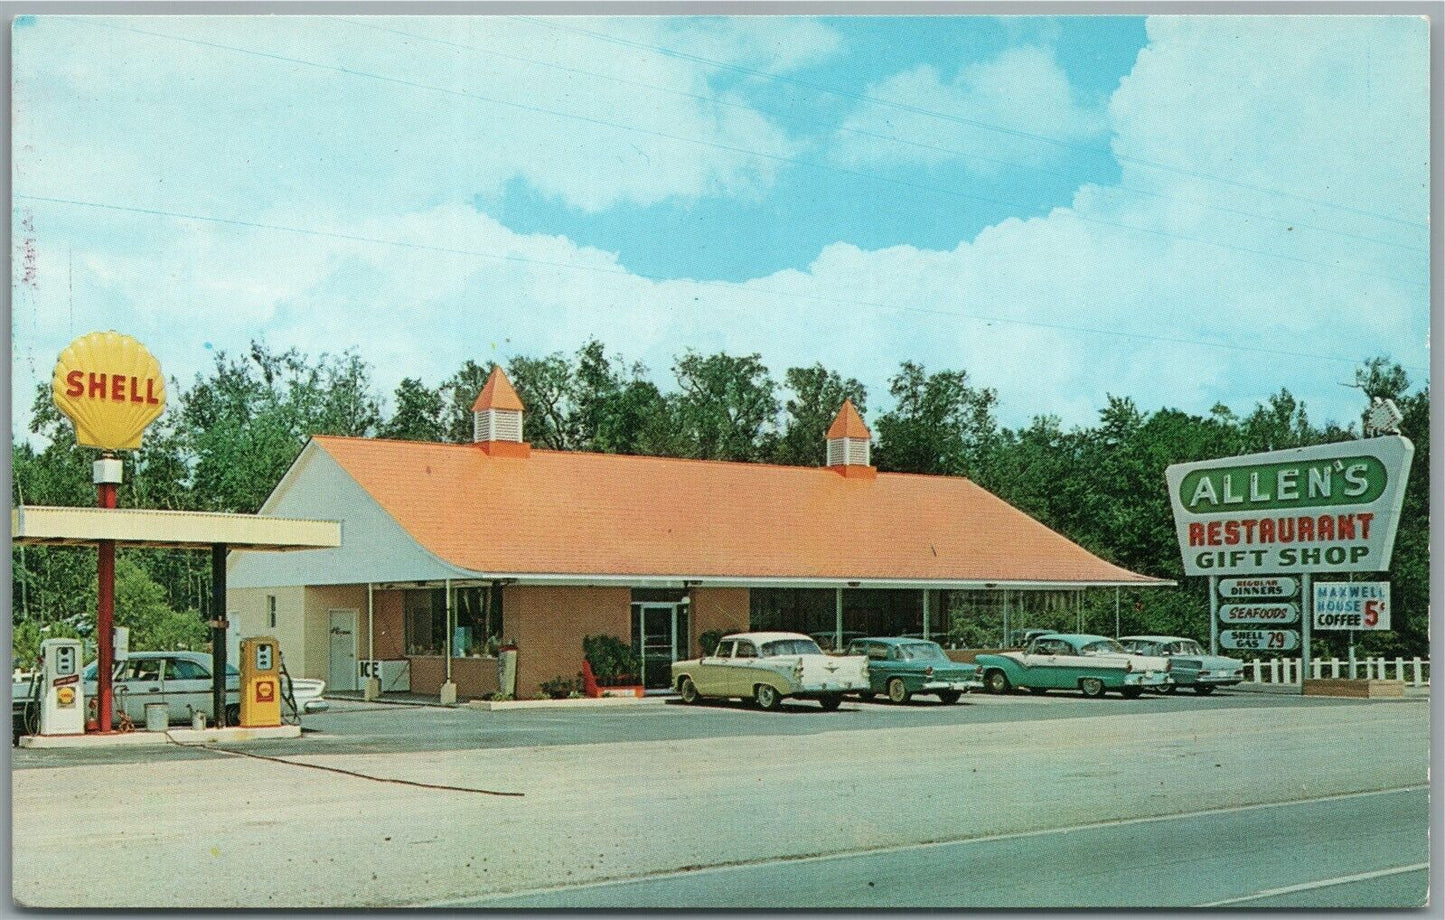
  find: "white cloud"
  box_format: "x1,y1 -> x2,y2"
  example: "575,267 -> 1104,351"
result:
12,15 -> 837,217
832,45 -> 1106,172
11,16 -> 1430,444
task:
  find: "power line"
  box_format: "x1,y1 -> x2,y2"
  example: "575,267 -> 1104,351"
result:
518,16 -> 1429,232
342,17 -> 1425,257
61,18 -> 1428,289
17,192 -> 1426,375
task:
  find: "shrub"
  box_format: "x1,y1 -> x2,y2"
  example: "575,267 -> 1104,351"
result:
539,674 -> 583,699
582,634 -> 639,685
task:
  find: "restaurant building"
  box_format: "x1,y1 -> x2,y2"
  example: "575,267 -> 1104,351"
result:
227,367 -> 1166,699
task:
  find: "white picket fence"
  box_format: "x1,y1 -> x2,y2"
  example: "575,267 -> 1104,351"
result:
1244,656 -> 1430,687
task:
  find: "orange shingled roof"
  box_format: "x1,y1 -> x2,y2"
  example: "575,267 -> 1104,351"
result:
826,399 -> 870,439
311,436 -> 1165,585
472,366 -> 525,412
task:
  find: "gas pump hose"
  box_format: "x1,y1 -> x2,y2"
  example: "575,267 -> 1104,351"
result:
164,736 -> 524,797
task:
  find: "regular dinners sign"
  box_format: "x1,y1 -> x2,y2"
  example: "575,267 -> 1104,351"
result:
1166,436 -> 1413,577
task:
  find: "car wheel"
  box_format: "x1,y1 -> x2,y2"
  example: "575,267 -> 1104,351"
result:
887,678 -> 911,704
754,684 -> 782,711
1079,677 -> 1106,699
1027,687 -> 1049,695
858,691 -> 876,701
224,703 -> 240,726
984,670 -> 1011,694
1154,683 -> 1177,694
1120,685 -> 1143,699
937,690 -> 962,705
1193,684 -> 1216,696
679,677 -> 699,704
818,693 -> 843,712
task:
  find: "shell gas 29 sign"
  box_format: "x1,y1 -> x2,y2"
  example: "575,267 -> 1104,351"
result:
51,331 -> 166,451
1166,437 -> 1413,577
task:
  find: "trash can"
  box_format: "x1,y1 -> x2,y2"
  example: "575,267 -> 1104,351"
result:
144,702 -> 169,732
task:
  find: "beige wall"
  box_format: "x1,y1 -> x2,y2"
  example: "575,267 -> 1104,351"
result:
227,586 -> 307,676
302,585 -> 367,687
508,585 -> 631,698
688,588 -> 750,659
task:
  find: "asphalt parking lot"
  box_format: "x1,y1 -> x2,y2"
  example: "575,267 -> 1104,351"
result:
12,687 -> 1428,908
10,686 -> 1411,768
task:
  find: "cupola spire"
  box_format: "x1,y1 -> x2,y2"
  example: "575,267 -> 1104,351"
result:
826,399 -> 873,477
472,366 -> 530,457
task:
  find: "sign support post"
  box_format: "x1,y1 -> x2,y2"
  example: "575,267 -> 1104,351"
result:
1300,572 -> 1312,685
94,457 -> 120,733
1208,576 -> 1219,656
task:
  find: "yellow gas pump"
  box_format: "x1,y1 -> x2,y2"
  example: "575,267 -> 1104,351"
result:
239,636 -> 281,728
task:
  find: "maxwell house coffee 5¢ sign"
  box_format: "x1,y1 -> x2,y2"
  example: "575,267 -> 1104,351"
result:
52,331 -> 166,451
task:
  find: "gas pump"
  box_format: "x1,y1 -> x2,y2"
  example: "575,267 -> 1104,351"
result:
38,638 -> 85,736
239,636 -> 281,728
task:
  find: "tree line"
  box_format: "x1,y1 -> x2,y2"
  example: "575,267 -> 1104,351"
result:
10,340 -> 1428,665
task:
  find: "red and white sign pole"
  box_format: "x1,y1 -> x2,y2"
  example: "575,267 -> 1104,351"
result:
93,456 -> 122,733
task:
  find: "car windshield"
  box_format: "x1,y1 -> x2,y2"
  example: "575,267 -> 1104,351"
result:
760,639 -> 823,657
1079,639 -> 1126,655
1173,640 -> 1204,655
898,642 -> 948,661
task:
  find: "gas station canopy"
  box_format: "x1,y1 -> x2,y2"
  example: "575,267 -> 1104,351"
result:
11,505 -> 340,552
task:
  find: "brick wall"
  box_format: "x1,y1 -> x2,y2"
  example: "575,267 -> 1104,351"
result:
507,585 -> 631,698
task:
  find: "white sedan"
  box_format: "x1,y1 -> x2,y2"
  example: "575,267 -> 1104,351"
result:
14,651 -> 326,732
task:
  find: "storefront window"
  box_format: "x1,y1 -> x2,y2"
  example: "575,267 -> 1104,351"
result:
404,586 -> 504,657
749,589 -> 835,645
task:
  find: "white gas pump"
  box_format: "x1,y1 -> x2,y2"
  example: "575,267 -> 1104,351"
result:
38,637 -> 85,736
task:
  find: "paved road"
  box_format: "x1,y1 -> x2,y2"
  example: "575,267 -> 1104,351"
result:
457,787 -> 1429,909
10,687 -> 1401,768
11,694 -> 1429,908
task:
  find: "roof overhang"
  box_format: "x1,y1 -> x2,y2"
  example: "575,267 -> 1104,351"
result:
11,505 -> 341,552
367,573 -> 1175,590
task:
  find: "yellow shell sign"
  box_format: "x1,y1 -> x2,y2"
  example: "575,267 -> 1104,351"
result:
51,331 -> 166,451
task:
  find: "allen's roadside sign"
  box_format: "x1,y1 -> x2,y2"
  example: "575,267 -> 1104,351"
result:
1166,436 -> 1413,577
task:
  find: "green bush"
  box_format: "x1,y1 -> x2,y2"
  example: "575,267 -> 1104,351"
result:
539,674 -> 583,699
582,634 -> 639,685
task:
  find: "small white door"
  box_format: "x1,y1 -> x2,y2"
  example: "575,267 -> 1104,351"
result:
328,609 -> 358,692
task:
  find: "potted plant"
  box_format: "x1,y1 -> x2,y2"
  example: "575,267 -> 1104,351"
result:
581,634 -> 644,698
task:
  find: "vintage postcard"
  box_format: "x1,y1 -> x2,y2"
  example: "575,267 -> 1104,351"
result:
9,8 -> 1433,910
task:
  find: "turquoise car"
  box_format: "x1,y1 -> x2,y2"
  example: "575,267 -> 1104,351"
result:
843,637 -> 982,704
974,633 -> 1172,699
1118,636 -> 1244,695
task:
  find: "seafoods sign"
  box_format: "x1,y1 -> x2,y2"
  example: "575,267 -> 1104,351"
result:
51,331 -> 166,451
1166,437 -> 1413,577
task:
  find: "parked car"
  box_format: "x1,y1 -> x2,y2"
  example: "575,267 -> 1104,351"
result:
12,651 -> 326,737
843,637 -> 982,704
671,632 -> 870,711
1117,636 -> 1244,695
973,633 -> 1172,699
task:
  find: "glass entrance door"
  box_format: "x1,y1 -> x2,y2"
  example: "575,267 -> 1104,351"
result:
638,603 -> 689,690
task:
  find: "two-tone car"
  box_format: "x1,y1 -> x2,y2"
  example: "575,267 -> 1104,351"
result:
844,637 -> 982,704
671,632 -> 870,711
973,633 -> 1172,699
1118,636 -> 1244,695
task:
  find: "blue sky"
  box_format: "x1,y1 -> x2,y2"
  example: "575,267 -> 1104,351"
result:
10,14 -> 1431,443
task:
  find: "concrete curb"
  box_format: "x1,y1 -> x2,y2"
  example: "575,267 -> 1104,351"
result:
19,723 -> 301,748
469,695 -> 672,711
